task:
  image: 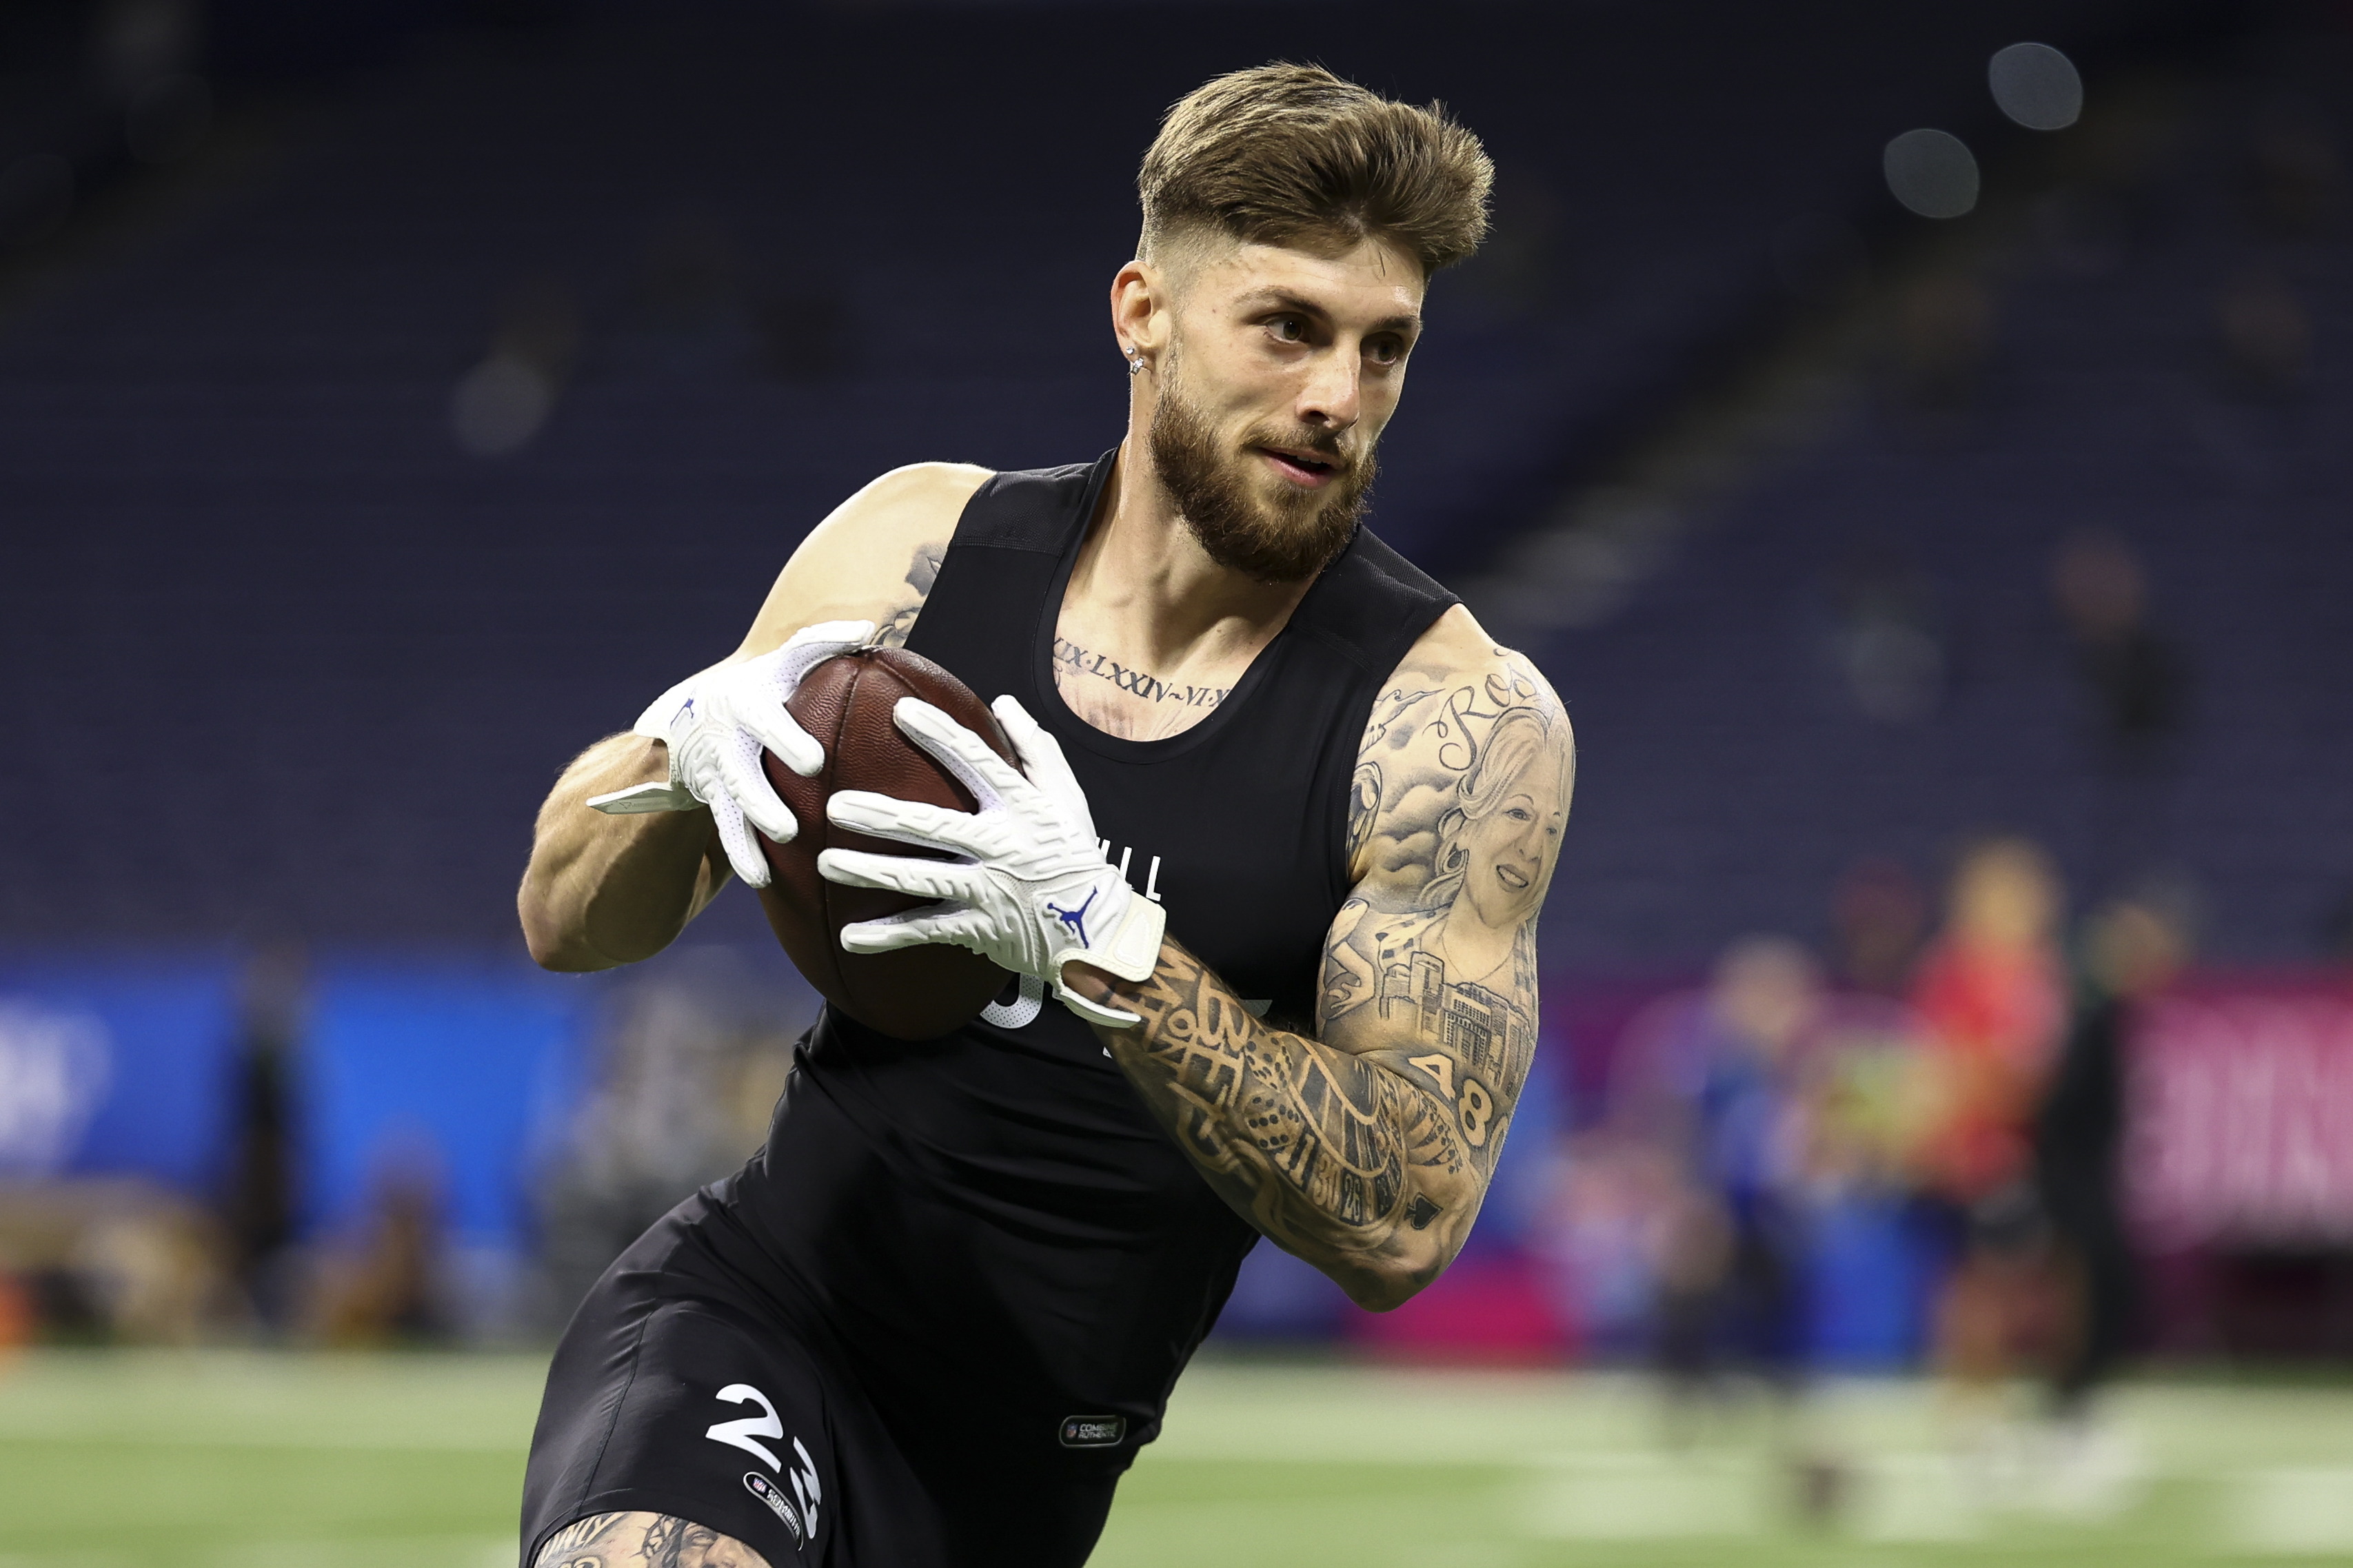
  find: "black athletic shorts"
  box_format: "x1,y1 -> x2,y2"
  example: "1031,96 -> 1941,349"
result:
520,1197 -> 1120,1568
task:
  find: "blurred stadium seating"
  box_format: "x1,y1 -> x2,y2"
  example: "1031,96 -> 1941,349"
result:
0,0 -> 2177,943
1506,14 -> 2353,966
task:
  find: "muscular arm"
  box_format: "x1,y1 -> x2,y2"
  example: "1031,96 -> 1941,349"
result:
1065,607 -> 1574,1307
516,462 -> 988,970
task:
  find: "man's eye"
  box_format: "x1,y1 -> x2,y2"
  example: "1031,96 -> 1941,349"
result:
1271,316 -> 1305,343
1368,338 -> 1404,365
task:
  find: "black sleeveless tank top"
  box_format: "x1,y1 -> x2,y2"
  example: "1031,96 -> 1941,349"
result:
702,452 -> 1456,1480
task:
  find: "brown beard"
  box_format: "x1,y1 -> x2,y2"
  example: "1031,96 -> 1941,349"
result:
1147,369 -> 1374,584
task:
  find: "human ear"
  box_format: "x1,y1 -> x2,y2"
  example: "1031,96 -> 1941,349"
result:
1109,259 -> 1169,367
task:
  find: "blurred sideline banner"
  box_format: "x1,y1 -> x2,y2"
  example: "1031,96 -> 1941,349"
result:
0,955 -> 240,1188
2128,977 -> 2353,1248
304,959 -> 587,1252
0,953 -> 594,1258
11,955 -> 2353,1358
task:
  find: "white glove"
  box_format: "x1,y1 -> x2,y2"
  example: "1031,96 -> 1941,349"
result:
586,620 -> 874,888
816,694 -> 1167,1028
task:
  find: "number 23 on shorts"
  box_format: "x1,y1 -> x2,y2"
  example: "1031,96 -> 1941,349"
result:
705,1383 -> 824,1548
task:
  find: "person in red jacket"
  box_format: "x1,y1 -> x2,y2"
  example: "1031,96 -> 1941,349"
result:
1906,838 -> 2068,1403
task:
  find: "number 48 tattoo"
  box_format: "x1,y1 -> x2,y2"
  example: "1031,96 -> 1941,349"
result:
1406,1052 -> 1495,1147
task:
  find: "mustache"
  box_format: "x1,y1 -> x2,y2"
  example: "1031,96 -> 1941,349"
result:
1246,422 -> 1355,470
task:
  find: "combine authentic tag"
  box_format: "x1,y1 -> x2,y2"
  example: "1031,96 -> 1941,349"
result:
1059,1414 -> 1126,1448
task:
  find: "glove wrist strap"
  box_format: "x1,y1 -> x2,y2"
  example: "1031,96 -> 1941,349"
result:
1089,892 -> 1166,983
585,677 -> 700,815
1051,893 -> 1167,1029
631,676 -> 698,749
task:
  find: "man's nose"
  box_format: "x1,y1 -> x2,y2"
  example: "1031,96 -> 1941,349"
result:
1297,349 -> 1361,431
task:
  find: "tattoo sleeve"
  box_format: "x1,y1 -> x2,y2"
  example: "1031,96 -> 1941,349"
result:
1072,640 -> 1573,1302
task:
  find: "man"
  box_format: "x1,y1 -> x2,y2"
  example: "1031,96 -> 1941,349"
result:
517,63 -> 1574,1568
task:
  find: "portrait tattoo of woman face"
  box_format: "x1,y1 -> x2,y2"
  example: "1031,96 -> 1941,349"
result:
1428,706 -> 1564,941
1322,654 -> 1572,1164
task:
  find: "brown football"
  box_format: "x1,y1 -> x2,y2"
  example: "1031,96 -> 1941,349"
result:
754,646 -> 1016,1039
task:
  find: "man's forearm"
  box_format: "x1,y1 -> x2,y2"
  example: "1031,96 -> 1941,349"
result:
1067,941 -> 1464,1309
518,735 -> 723,971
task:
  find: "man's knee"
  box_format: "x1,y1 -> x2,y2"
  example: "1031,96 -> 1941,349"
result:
535,1510 -> 774,1568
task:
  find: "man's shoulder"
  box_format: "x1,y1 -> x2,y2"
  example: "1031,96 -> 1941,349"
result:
745,464 -> 995,655
844,461 -> 996,525
1347,601 -> 1575,887
1381,604 -> 1564,725
798,462 -> 992,564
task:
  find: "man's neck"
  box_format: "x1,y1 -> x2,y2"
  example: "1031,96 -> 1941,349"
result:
1063,438 -> 1318,671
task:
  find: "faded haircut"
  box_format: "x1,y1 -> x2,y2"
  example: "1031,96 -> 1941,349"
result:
1138,63 -> 1494,281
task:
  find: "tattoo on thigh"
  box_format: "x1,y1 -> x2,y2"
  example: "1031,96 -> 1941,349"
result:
534,1511 -> 772,1568
536,1514 -> 625,1567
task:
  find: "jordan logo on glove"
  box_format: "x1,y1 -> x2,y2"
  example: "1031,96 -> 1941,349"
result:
1046,890 -> 1098,947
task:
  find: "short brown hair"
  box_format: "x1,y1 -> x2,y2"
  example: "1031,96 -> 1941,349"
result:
1138,63 -> 1493,280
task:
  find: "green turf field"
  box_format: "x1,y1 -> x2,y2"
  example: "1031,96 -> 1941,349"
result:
2,1350 -> 2349,1567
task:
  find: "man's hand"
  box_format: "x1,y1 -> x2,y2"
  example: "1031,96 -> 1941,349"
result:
587,620 -> 873,887
814,695 -> 1165,1026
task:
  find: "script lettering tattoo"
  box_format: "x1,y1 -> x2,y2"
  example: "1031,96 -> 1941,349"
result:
872,542 -> 942,649
1074,627 -> 1573,1297
1051,636 -> 1233,709
534,1513 -> 771,1568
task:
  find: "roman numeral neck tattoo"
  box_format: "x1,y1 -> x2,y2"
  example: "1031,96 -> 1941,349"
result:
1052,636 -> 1233,709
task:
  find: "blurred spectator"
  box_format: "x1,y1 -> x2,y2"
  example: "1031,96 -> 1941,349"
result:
70,1199 -> 232,1343
2039,894 -> 2185,1405
2052,531 -> 2190,891
1792,994 -> 1928,1204
1618,938 -> 1822,1399
308,1162 -> 448,1347
1832,857 -> 1930,993
219,944 -> 303,1330
0,1181 -> 232,1343
1906,839 -> 2068,1401
2216,267 -> 2313,394
1532,1126 -> 1685,1360
2052,531 -> 2186,758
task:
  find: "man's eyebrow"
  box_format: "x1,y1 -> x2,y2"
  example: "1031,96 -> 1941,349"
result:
1233,288 -> 1423,336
